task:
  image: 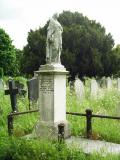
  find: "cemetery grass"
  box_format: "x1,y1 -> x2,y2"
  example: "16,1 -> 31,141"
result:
1,80 -> 120,159
67,87 -> 120,143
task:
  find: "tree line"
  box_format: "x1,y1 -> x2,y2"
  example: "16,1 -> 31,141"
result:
0,11 -> 120,79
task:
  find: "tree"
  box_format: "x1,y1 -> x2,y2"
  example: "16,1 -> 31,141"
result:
21,11 -> 114,78
21,29 -> 46,75
110,45 -> 120,77
59,11 -> 114,78
0,28 -> 18,75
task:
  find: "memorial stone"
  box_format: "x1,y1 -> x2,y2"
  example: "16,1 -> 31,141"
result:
107,77 -> 112,90
90,79 -> 99,98
32,13 -> 70,139
5,80 -> 18,112
117,78 -> 120,91
15,80 -> 26,96
27,77 -> 39,102
100,77 -> 106,88
74,78 -> 84,100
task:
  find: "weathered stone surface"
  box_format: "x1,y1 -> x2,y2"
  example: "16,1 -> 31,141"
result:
66,137 -> 120,155
74,78 -> 85,100
107,77 -> 112,90
90,79 -> 99,98
33,64 -> 71,139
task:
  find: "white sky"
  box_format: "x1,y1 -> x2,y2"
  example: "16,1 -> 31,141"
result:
0,0 -> 120,49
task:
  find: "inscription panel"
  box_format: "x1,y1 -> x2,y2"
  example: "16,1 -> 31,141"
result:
39,75 -> 54,94
39,75 -> 54,121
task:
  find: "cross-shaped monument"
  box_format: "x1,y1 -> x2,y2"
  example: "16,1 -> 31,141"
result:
5,80 -> 18,112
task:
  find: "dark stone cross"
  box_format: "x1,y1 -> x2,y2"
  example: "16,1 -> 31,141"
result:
5,80 -> 18,112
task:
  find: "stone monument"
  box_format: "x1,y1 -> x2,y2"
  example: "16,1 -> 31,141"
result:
33,13 -> 70,139
117,78 -> 120,92
107,77 -> 112,90
90,79 -> 99,98
74,77 -> 85,100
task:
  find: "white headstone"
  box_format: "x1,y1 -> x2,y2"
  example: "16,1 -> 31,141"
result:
117,78 -> 120,91
90,79 -> 99,98
74,78 -> 84,100
107,77 -> 112,90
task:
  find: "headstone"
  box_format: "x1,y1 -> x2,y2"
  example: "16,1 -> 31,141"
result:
69,80 -> 74,92
27,77 -> 39,102
32,13 -> 70,139
117,78 -> 120,91
90,79 -> 99,98
5,80 -> 18,112
107,77 -> 112,90
74,78 -> 84,100
15,80 -> 26,97
0,79 -> 4,90
100,77 -> 106,88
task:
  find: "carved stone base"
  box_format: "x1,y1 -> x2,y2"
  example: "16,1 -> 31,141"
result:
32,120 -> 71,139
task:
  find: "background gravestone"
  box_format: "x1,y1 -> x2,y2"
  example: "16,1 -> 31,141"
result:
27,77 -> 39,102
100,77 -> 106,88
90,79 -> 99,98
15,80 -> 26,97
74,78 -> 85,100
107,77 -> 112,90
117,78 -> 120,91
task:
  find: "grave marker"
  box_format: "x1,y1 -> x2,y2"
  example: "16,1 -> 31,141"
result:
74,78 -> 84,100
32,14 -> 70,139
27,77 -> 39,102
107,77 -> 112,90
90,79 -> 99,98
15,80 -> 26,97
5,80 -> 18,112
117,78 -> 120,91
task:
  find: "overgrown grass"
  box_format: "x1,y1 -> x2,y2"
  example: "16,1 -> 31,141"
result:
67,83 -> 120,143
1,78 -> 120,159
1,137 -> 120,160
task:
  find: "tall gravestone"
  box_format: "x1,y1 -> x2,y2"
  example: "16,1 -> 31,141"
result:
107,77 -> 112,90
33,13 -> 70,139
117,78 -> 120,92
74,78 -> 85,100
90,79 -> 99,98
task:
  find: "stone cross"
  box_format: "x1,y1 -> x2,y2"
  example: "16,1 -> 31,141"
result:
5,80 -> 18,112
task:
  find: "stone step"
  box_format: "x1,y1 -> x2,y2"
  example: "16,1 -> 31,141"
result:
66,137 -> 120,155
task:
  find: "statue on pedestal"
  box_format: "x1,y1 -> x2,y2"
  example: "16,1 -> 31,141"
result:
46,13 -> 63,64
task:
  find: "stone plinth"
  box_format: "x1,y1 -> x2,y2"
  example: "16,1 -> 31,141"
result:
33,64 -> 70,139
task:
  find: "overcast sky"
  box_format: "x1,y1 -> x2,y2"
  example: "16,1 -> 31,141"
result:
0,0 -> 120,49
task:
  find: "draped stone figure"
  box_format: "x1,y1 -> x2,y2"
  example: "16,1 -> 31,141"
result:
46,13 -> 63,64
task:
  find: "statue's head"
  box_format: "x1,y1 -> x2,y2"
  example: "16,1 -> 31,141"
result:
52,13 -> 59,19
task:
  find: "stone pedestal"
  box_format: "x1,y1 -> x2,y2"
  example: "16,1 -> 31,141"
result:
33,64 -> 71,139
